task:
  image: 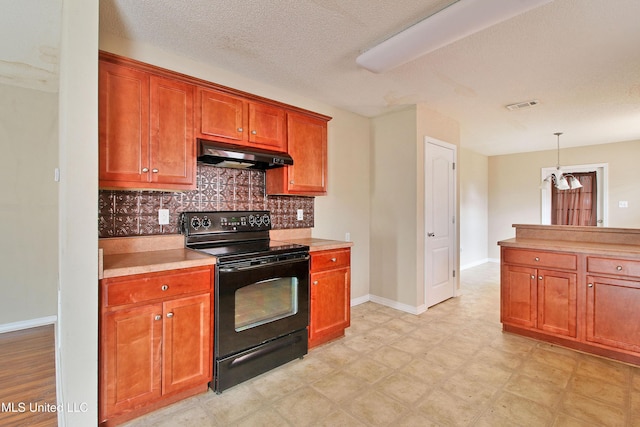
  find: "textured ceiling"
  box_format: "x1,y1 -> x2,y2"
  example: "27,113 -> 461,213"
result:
99,0 -> 640,156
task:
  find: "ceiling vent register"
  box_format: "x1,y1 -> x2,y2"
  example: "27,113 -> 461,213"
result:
506,100 -> 539,111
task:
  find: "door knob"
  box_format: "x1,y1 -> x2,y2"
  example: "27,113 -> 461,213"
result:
427,232 -> 435,237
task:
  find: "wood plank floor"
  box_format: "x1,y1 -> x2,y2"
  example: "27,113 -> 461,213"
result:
0,325 -> 57,427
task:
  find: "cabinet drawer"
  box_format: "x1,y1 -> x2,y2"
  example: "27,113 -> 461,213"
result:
311,249 -> 350,272
503,248 -> 576,270
587,257 -> 640,278
103,267 -> 212,307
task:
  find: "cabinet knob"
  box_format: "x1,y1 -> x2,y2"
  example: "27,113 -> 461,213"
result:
166,312 -> 174,318
617,265 -> 623,271
290,180 -> 295,184
237,127 -> 243,132
251,130 -> 257,135
142,167 -> 149,173
531,275 -> 535,280
155,315 -> 162,321
330,258 -> 337,262
534,257 -> 540,262
152,168 -> 159,173
538,276 -> 543,280
588,283 -> 594,288
161,285 -> 169,291
313,280 -> 318,286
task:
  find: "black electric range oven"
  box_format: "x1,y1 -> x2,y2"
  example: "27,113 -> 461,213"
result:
181,211 -> 309,393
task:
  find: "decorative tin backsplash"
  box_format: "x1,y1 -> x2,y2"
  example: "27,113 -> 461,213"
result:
98,164 -> 314,238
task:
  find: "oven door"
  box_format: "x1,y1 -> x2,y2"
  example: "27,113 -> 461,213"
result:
215,253 -> 310,358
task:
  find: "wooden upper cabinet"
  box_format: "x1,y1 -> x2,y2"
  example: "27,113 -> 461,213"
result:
196,88 -> 245,143
196,88 -> 286,152
266,112 -> 329,196
99,61 -> 150,184
149,76 -> 195,187
99,55 -> 196,190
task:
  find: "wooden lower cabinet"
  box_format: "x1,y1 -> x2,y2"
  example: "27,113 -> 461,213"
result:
501,260 -> 577,338
99,266 -> 213,426
586,275 -> 640,353
309,248 -> 351,348
500,237 -> 640,366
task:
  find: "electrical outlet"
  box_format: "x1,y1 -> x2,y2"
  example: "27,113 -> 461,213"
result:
158,209 -> 170,225
297,209 -> 304,221
619,201 -> 629,208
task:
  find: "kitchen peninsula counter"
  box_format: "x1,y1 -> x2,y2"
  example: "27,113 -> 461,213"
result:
498,224 -> 640,366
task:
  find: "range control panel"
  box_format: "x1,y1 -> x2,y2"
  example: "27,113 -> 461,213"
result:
180,211 -> 271,235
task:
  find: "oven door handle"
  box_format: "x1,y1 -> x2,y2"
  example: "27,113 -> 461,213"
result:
218,255 -> 309,272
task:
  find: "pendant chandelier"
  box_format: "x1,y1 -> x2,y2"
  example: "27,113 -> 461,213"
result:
543,132 -> 583,191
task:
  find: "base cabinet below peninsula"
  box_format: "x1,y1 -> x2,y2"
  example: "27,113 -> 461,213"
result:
499,224 -> 640,366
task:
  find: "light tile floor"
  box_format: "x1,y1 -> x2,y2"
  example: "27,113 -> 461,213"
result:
122,263 -> 640,426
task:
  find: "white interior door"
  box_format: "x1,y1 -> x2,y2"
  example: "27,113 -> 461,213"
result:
425,138 -> 456,307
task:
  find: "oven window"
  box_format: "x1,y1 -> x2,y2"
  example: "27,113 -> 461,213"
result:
235,277 -> 298,331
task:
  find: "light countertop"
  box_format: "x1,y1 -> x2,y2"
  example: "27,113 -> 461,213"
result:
99,235 -> 215,279
276,238 -> 353,252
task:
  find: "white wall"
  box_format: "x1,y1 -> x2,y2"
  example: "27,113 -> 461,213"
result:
488,139 -> 640,259
369,105 -> 459,311
0,83 -> 59,324
58,0 -> 99,425
460,148 -> 489,267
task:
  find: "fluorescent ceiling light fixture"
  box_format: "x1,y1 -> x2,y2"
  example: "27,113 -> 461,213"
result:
356,0 -> 554,73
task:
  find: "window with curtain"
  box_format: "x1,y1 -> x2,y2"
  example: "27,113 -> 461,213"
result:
551,172 -> 597,226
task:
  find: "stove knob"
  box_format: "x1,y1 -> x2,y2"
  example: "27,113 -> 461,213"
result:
262,214 -> 271,226
249,215 -> 256,226
190,217 -> 201,230
255,215 -> 263,226
201,217 -> 211,228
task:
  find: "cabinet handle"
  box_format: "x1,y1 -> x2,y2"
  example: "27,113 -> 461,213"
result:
166,312 -> 174,318
251,130 -> 257,135
237,127 -> 243,132
534,257 -> 540,262
161,285 -> 169,291
330,258 -> 337,262
142,167 -> 149,173
155,315 -> 162,321
313,280 -> 318,286
588,283 -> 593,288
538,276 -> 543,280
152,168 -> 159,173
616,265 -> 623,271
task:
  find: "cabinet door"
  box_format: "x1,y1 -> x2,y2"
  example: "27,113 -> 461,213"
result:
286,112 -> 327,194
501,265 -> 537,328
247,102 -> 286,151
102,304 -> 162,419
99,62 -> 150,184
537,269 -> 577,337
309,267 -> 350,343
150,76 -> 196,188
162,293 -> 212,395
197,88 -> 246,144
586,275 -> 640,352
267,112 -> 327,196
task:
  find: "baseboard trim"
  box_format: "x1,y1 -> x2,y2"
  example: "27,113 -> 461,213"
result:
0,316 -> 58,334
369,294 -> 426,315
350,295 -> 370,307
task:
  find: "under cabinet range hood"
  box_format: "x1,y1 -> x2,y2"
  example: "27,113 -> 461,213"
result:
197,139 -> 293,169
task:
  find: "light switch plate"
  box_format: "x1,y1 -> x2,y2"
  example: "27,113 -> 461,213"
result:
297,209 -> 304,220
158,209 -> 170,225
619,201 -> 629,208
